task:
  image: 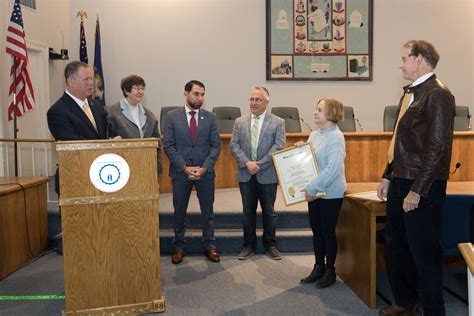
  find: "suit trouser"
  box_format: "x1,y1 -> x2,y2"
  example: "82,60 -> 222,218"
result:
172,175 -> 216,251
307,198 -> 343,268
239,176 -> 278,249
385,178 -> 446,316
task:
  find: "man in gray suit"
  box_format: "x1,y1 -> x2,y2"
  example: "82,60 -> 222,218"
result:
163,80 -> 221,264
230,86 -> 285,260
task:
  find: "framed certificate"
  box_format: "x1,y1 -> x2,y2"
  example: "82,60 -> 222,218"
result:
272,143 -> 325,205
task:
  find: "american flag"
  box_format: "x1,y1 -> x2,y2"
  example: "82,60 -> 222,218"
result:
79,19 -> 88,63
93,16 -> 105,106
5,0 -> 35,121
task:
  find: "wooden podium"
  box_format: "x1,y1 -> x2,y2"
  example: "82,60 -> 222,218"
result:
57,139 -> 165,315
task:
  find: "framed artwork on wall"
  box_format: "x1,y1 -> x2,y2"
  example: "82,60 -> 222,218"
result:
266,0 -> 373,81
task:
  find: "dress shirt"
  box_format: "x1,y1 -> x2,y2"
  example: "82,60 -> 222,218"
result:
185,107 -> 199,127
406,72 -> 434,109
65,89 -> 96,127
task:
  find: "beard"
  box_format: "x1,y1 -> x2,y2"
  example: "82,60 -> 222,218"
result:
189,102 -> 202,110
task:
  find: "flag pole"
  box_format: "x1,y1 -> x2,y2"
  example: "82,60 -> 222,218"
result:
12,56 -> 19,176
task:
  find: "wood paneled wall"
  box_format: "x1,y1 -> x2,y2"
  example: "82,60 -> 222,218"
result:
158,132 -> 474,193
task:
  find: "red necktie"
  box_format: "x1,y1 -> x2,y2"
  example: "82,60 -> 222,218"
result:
190,111 -> 197,141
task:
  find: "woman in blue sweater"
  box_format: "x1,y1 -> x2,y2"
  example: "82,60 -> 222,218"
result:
298,97 -> 347,288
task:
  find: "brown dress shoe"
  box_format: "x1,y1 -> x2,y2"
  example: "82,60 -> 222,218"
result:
379,304 -> 420,316
171,250 -> 186,264
204,249 -> 220,263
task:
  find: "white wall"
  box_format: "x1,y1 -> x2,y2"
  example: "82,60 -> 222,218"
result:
1,0 -> 70,138
1,0 -> 472,133
68,0 -> 473,132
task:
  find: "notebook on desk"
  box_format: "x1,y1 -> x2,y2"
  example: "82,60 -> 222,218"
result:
345,191 -> 386,203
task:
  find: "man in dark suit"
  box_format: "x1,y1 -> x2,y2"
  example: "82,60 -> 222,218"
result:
377,40 -> 456,316
163,80 -> 221,264
47,61 -> 109,193
230,86 -> 285,260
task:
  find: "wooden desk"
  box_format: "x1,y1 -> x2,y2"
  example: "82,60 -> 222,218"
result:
336,181 -> 474,309
158,132 -> 474,193
0,177 -> 49,280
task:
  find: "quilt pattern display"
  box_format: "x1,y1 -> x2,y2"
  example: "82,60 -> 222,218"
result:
267,0 -> 373,80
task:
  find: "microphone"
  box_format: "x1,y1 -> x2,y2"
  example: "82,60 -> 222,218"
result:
450,162 -> 461,174
289,115 -> 313,131
104,112 -> 111,139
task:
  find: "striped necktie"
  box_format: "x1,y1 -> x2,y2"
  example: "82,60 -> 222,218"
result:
83,101 -> 97,130
251,116 -> 260,160
387,92 -> 412,163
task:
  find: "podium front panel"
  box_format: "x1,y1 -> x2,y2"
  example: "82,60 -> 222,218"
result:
57,139 -> 164,313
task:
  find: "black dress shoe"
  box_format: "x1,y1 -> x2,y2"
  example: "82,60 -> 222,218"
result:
378,304 -> 420,315
315,268 -> 336,288
171,250 -> 186,264
300,264 -> 325,284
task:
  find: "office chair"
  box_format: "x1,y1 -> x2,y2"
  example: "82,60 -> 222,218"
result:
337,106 -> 357,132
160,106 -> 181,134
454,106 -> 471,131
270,107 -> 302,133
383,106 -> 399,132
212,106 -> 241,134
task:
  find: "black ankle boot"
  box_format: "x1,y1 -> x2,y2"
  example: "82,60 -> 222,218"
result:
315,267 -> 336,288
300,264 -> 325,284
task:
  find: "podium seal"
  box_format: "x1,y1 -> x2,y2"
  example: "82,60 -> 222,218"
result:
89,153 -> 130,192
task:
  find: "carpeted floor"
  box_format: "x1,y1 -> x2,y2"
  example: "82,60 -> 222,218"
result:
0,251 -> 469,316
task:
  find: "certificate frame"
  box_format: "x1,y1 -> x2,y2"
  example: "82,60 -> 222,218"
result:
272,143 -> 325,205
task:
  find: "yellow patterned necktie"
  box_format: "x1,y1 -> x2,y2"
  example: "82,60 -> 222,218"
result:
387,92 -> 412,163
83,101 -> 97,130
251,116 -> 260,160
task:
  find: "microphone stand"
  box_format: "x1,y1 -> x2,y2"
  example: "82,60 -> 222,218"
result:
355,118 -> 363,131
289,115 -> 313,132
299,118 -> 313,132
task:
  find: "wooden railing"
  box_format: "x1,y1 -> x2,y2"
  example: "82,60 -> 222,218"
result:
0,137 -> 56,202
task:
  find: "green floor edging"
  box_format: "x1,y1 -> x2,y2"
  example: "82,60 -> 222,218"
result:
0,295 -> 65,300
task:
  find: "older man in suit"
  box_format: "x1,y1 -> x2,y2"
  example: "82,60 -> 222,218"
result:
377,40 -> 455,316
230,86 -> 285,260
163,80 -> 221,264
47,61 -> 109,194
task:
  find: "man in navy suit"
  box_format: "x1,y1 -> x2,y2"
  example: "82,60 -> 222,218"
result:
47,61 -> 109,194
163,80 -> 221,264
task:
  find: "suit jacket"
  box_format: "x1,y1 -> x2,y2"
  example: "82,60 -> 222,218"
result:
47,92 -> 108,141
47,92 -> 108,193
106,100 -> 163,174
163,106 -> 221,180
382,74 -> 455,197
106,100 -> 160,138
230,112 -> 285,184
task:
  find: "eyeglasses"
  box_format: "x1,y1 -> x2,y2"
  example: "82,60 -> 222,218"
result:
249,98 -> 264,103
132,86 -> 145,92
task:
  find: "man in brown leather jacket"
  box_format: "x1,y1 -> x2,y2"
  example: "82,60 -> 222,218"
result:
377,40 -> 455,316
